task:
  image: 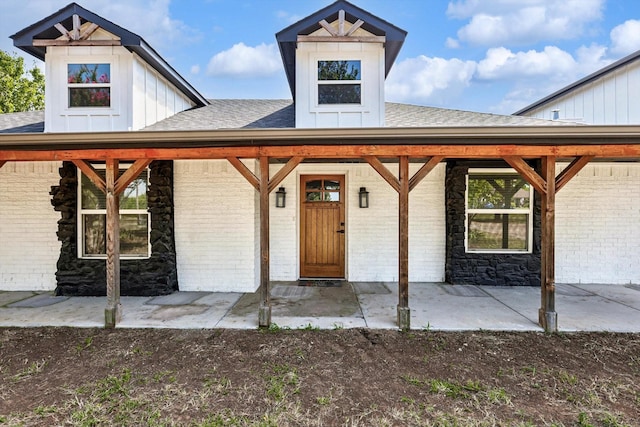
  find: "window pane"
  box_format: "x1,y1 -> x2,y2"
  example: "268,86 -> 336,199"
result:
69,88 -> 111,107
81,173 -> 106,209
83,214 -> 106,256
68,64 -> 111,84
121,171 -> 148,210
120,214 -> 149,256
318,84 -> 361,104
468,175 -> 530,209
468,214 -> 529,250
318,60 -> 361,80
324,180 -> 340,191
325,192 -> 340,202
306,180 -> 322,190
306,191 -> 322,201
83,214 -> 149,256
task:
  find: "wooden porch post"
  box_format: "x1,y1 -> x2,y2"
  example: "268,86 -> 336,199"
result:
258,156 -> 272,327
398,156 -> 410,330
540,156 -> 557,332
104,159 -> 121,328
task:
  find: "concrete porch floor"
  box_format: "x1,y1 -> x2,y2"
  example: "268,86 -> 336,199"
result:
1,282 -> 639,332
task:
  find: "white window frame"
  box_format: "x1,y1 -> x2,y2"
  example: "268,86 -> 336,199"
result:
465,168 -> 534,254
312,56 -> 365,110
77,164 -> 151,259
64,57 -> 117,112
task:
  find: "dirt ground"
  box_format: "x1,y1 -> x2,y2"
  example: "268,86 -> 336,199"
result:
1,327 -> 639,426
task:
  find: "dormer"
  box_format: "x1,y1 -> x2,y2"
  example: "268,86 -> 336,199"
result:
11,3 -> 207,132
276,0 -> 406,128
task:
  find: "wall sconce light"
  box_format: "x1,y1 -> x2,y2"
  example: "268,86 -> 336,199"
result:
358,187 -> 369,208
275,187 -> 286,208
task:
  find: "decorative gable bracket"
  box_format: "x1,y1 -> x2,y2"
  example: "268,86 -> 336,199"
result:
33,14 -> 120,47
298,9 -> 385,43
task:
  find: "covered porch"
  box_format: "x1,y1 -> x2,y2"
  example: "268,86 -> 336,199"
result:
2,125 -> 640,332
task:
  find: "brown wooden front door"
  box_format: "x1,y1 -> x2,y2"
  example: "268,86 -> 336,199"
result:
300,175 -> 345,278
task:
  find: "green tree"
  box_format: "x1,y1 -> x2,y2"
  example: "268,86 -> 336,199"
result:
0,50 -> 45,113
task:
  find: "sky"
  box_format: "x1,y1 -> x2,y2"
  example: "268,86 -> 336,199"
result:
1,0 -> 639,114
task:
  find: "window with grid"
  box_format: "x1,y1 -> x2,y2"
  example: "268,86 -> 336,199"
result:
67,63 -> 111,108
465,170 -> 533,253
78,165 -> 150,258
317,60 -> 361,105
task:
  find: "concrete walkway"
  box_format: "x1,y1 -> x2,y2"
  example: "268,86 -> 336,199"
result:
1,282 -> 639,332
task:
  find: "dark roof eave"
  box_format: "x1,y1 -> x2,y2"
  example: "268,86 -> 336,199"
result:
514,49 -> 640,115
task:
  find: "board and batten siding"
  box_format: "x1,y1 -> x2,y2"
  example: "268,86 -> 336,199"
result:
0,162 -> 61,291
555,163 -> 640,284
295,23 -> 385,128
131,56 -> 195,130
523,60 -> 640,124
44,27 -> 195,132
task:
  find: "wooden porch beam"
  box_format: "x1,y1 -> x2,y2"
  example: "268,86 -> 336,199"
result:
408,156 -> 444,192
268,156 -> 304,193
227,157 -> 260,191
555,156 -> 594,193
72,160 -> 106,193
3,144 -> 640,162
114,159 -> 152,195
503,155 -> 547,195
540,156 -> 558,332
365,156 -> 401,193
398,156 -> 410,330
104,159 -> 121,328
258,156 -> 271,327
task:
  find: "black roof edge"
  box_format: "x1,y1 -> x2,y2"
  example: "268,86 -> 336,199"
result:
514,49 -> 640,116
10,2 -> 208,107
275,0 -> 407,98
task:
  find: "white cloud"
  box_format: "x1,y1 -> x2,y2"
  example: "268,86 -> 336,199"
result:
446,0 -> 604,46
190,65 -> 200,75
610,20 -> 640,57
476,46 -> 576,81
206,43 -> 282,78
385,56 -> 476,106
445,37 -> 460,49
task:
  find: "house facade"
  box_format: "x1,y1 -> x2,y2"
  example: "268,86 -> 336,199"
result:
1,1 -> 639,330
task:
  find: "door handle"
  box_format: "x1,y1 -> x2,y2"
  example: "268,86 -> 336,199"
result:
336,229 -> 345,234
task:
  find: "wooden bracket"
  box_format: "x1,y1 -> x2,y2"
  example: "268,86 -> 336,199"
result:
503,156 -> 547,195
408,156 -> 444,192
555,156 -> 594,193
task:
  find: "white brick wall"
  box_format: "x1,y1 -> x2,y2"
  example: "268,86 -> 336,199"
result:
0,162 -> 61,291
173,160 -> 258,292
556,163 -> 640,284
174,161 -> 446,291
